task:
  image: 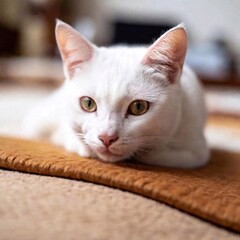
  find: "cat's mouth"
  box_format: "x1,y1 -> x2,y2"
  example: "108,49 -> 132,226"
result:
99,148 -> 122,157
96,147 -> 124,162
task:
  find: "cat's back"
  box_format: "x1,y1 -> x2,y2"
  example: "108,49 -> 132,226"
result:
181,65 -> 205,104
180,65 -> 207,126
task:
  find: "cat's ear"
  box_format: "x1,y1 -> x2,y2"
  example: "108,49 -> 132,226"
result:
55,19 -> 96,79
142,24 -> 188,84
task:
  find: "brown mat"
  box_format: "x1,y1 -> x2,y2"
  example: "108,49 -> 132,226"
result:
0,115 -> 240,233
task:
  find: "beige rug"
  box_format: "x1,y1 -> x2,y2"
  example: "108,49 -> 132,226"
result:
0,169 -> 239,240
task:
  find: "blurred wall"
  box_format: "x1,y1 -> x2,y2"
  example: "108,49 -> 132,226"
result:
76,0 -> 240,55
0,0 -> 239,57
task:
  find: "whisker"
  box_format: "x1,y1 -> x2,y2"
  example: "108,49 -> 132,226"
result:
120,135 -> 187,153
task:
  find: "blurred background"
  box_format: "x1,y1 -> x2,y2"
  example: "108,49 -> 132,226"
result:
0,0 -> 240,138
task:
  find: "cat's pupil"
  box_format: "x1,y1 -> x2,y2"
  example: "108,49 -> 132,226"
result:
88,100 -> 91,108
136,102 -> 141,111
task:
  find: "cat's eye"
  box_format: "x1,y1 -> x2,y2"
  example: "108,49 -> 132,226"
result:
128,100 -> 149,116
80,96 -> 97,112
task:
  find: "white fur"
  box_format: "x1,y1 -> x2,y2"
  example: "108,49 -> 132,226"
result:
22,22 -> 209,168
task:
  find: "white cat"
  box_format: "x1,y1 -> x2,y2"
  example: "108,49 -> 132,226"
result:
22,20 -> 209,168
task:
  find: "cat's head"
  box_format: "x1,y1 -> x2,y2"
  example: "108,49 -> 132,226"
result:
56,20 -> 188,162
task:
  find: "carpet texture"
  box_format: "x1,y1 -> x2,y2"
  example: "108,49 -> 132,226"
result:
0,115 -> 240,233
1,169 -> 239,240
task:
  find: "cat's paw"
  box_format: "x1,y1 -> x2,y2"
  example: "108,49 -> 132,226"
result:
77,145 -> 92,158
138,147 -> 209,169
64,141 -> 92,158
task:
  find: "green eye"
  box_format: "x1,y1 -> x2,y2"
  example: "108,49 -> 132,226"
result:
80,96 -> 97,112
128,100 -> 149,116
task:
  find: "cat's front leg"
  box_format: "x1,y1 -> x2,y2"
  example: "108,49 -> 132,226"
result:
51,125 -> 93,158
63,138 -> 94,158
137,146 -> 209,169
65,138 -> 92,159
62,134 -> 94,158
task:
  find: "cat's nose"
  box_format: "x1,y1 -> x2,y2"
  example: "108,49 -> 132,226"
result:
98,134 -> 119,147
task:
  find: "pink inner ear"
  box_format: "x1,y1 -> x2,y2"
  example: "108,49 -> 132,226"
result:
56,22 -> 94,79
63,45 -> 92,74
142,27 -> 188,83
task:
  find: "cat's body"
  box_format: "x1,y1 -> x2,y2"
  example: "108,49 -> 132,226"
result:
22,21 -> 209,168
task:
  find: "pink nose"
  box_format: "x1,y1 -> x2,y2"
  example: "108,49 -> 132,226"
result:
98,134 -> 119,147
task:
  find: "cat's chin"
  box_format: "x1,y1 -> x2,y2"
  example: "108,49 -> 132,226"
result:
96,150 -> 127,163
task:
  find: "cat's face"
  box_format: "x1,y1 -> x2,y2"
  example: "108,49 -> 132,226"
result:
56,20 -> 187,162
